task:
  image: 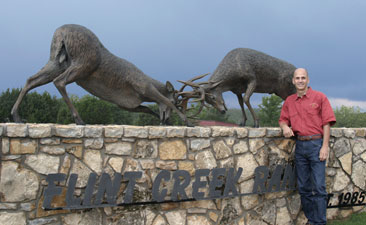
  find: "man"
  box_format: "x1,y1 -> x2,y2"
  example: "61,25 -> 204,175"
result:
279,68 -> 336,225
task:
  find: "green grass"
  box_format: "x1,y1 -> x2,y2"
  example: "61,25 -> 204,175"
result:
328,212 -> 366,225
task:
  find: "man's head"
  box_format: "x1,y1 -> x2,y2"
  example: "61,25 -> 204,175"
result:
292,68 -> 309,93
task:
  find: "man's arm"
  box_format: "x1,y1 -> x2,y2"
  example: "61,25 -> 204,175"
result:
280,122 -> 294,138
319,123 -> 330,161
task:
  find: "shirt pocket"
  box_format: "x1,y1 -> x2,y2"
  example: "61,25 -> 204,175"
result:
306,104 -> 322,126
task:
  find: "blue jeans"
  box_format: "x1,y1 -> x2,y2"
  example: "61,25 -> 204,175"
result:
295,139 -> 327,225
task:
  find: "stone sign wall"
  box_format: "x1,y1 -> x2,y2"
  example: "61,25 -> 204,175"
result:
0,123 -> 365,225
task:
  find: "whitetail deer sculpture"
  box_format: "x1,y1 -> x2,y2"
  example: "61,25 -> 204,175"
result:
11,24 -> 190,125
181,48 -> 297,127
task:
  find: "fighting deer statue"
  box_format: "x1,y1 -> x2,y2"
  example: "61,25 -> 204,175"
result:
180,48 -> 297,127
11,24 -> 191,126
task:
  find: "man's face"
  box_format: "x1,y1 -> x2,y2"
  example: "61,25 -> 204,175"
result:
292,69 -> 309,92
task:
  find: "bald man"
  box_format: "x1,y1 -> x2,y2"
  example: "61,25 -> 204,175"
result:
279,68 -> 336,225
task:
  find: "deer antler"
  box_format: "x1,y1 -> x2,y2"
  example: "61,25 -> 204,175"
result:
175,73 -> 210,118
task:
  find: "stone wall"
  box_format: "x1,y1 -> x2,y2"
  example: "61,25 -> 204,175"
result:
0,123 -> 365,225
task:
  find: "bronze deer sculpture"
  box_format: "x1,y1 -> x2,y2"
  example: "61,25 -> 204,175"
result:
180,48 -> 297,127
11,24 -> 191,126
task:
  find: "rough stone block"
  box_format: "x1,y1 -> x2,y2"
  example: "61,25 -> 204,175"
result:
159,140 -> 187,160
233,140 -> 249,154
124,126 -> 148,138
25,154 -> 60,175
6,123 -> 28,137
40,138 -> 60,145
156,160 -> 177,170
0,212 -> 26,225
84,149 -> 102,174
84,138 -> 104,149
236,153 -> 258,182
106,142 -> 132,155
84,126 -> 103,137
133,139 -> 158,158
10,139 -> 37,154
333,138 -> 351,158
190,138 -> 211,151
28,124 -> 52,138
55,125 -> 84,138
178,161 -> 195,175
2,137 -> 10,154
107,157 -> 124,172
195,150 -> 217,169
213,140 -> 232,159
65,145 -> 83,159
140,159 -> 154,170
41,146 -> 65,155
0,161 -> 39,202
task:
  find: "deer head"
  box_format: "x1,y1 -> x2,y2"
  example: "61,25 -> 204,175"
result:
158,81 -> 176,124
175,73 -> 228,118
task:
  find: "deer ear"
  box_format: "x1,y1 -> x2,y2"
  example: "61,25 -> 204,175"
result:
210,80 -> 223,89
166,81 -> 175,93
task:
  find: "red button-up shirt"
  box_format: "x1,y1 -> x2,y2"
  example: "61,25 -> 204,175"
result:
279,87 -> 336,136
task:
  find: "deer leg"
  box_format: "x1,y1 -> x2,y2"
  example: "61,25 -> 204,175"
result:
11,61 -> 61,123
243,81 -> 259,128
146,84 -> 192,126
53,65 -> 89,125
236,93 -> 247,127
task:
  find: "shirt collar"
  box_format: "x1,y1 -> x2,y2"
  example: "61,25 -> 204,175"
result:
296,87 -> 313,100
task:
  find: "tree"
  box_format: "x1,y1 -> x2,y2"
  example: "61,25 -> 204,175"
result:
333,106 -> 366,128
258,94 -> 283,127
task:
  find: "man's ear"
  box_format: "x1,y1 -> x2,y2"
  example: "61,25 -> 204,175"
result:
166,81 -> 175,93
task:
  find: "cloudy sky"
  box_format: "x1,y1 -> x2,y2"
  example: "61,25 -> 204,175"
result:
1,0 -> 365,110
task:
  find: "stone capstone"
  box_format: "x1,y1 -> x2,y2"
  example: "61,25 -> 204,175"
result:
28,124 -> 52,138
55,125 -> 84,138
124,126 -> 148,138
0,161 -> 39,202
84,126 -> 103,138
104,126 -> 123,138
6,124 -> 27,137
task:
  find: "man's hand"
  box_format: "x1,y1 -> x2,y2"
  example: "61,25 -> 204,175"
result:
319,145 -> 329,161
280,124 -> 294,138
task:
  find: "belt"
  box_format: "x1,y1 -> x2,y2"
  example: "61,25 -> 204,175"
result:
296,134 -> 322,141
